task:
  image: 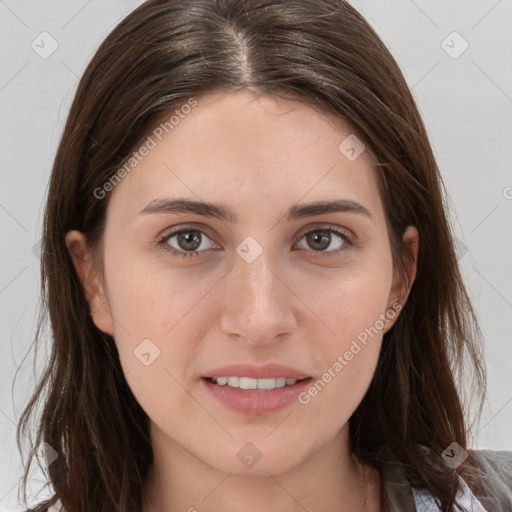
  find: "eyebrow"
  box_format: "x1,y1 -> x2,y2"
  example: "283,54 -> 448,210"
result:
139,198 -> 372,223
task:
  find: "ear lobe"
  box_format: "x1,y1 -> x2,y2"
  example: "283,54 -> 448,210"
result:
65,230 -> 115,336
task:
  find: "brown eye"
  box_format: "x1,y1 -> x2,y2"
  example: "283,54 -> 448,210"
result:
175,230 -> 202,251
159,228 -> 216,258
296,228 -> 352,257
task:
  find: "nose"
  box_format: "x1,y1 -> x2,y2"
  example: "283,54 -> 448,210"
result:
219,248 -> 297,346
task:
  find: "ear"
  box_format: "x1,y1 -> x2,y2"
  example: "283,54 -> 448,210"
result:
65,230 -> 115,336
383,225 -> 419,333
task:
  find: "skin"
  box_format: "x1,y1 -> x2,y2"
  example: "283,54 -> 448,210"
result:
66,90 -> 418,512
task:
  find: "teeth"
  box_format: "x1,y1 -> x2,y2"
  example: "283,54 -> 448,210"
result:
227,376 -> 239,387
240,377 -> 257,389
259,378 -> 278,390
210,376 -> 299,390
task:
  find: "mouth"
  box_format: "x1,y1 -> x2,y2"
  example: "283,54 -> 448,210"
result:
201,376 -> 314,415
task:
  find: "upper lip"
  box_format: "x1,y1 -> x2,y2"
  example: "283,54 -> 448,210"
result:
203,364 -> 310,380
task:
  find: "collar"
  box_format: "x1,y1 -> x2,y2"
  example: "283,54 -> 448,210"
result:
378,446 -> 488,512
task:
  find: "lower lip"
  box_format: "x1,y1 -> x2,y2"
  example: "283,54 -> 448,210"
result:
201,377 -> 313,415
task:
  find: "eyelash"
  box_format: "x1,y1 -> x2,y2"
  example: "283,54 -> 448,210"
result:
156,225 -> 354,259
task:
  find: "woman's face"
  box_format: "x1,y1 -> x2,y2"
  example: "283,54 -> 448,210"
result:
68,91 -> 417,476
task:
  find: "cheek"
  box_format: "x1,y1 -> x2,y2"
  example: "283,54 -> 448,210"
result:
304,254 -> 393,345
103,245 -> 195,337
298,251 -> 393,408
298,296 -> 387,435
104,259 -> 204,424
102,246 -> 217,396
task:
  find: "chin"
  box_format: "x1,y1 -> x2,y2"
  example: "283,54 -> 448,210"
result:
201,436 -> 309,476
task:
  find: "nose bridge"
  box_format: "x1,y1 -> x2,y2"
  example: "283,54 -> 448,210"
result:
241,250 -> 276,307
234,241 -> 282,314
220,239 -> 295,344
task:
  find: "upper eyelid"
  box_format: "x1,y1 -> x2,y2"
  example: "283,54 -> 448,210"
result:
159,224 -> 218,245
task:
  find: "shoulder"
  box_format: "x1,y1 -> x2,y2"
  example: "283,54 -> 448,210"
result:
463,449 -> 512,511
379,445 -> 512,511
469,448 -> 512,472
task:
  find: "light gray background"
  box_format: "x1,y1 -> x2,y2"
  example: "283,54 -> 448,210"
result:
1,0 -> 511,510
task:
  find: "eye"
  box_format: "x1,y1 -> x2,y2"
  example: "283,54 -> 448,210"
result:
294,227 -> 352,257
157,225 -> 353,259
157,227 -> 217,258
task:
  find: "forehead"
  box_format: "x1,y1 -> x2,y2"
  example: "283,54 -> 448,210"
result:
108,91 -> 382,221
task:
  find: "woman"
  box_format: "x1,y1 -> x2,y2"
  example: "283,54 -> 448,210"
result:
16,0 -> 512,511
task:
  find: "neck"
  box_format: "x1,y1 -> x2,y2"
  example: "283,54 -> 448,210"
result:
141,424 -> 381,512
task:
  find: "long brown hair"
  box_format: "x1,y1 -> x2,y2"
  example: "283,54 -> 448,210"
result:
16,0 -> 487,511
